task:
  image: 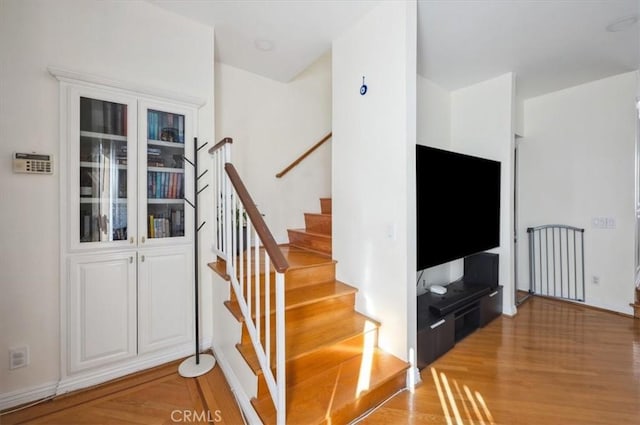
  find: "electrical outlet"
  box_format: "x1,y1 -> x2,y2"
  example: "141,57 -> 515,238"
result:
592,217 -> 616,229
9,346 -> 29,370
592,275 -> 600,285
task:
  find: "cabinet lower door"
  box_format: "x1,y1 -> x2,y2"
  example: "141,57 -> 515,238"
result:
137,246 -> 193,354
68,252 -> 137,373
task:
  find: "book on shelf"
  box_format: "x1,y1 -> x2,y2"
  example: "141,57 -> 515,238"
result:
150,217 -> 171,238
149,215 -> 155,238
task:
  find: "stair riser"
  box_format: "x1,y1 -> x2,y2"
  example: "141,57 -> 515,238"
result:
304,213 -> 332,235
226,262 -> 337,302
329,372 -> 407,425
241,294 -> 357,345
256,329 -> 378,398
288,230 -> 331,255
320,198 -> 332,214
286,262 -> 336,290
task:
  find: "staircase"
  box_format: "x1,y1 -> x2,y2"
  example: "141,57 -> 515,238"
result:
211,198 -> 409,424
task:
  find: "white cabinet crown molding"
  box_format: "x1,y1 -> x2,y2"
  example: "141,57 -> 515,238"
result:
48,66 -> 206,108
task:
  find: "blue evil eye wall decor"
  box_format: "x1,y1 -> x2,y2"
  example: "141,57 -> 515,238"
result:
360,76 -> 367,96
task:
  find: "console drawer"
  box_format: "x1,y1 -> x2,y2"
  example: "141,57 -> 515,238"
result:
417,313 -> 454,369
479,286 -> 503,327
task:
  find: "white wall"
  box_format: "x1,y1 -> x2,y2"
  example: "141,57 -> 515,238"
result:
417,75 -> 451,150
214,53 -> 332,243
332,0 -> 417,368
518,71 -> 638,314
450,73 -> 517,315
415,73 -> 516,314
416,75 -> 455,292
0,0 -> 214,403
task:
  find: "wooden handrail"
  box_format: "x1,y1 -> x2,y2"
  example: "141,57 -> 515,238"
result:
275,132 -> 332,178
208,137 -> 233,154
224,163 -> 289,273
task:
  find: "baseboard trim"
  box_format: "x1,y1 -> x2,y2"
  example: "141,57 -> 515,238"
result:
1,339 -> 213,412
57,345 -> 193,395
407,365 -> 421,389
0,381 -> 59,411
211,343 -> 261,425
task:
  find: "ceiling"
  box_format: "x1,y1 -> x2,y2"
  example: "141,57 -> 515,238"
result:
150,0 -> 640,100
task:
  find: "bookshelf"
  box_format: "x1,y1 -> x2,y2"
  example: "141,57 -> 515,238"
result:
56,77 -> 200,385
144,108 -> 187,241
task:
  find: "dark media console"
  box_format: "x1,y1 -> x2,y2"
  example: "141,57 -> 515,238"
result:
416,253 -> 502,369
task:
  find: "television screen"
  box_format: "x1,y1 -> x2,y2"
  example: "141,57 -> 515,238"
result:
416,145 -> 501,270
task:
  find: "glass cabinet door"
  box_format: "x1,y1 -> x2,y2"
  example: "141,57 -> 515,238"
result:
140,103 -> 192,244
76,94 -> 136,248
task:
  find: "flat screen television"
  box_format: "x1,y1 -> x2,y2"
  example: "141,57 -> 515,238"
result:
416,145 -> 501,270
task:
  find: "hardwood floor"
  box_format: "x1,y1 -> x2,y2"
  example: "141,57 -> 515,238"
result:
362,296 -> 640,425
3,297 -> 639,425
0,358 -> 244,425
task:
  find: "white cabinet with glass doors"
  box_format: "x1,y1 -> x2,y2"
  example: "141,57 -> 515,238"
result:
57,76 -> 200,388
69,87 -> 193,250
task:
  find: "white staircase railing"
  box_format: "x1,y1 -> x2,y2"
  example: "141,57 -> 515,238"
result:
210,138 -> 288,425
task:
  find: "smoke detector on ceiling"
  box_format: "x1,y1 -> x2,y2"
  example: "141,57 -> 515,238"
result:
254,38 -> 275,52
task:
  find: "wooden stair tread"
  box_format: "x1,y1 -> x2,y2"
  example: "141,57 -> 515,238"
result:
279,244 -> 334,267
224,280 -> 357,322
288,228 -> 331,239
252,348 -> 409,425
237,311 -> 380,374
208,245 -> 334,279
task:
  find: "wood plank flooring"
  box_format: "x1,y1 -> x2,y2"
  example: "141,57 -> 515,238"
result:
0,358 -> 244,425
3,296 -> 639,425
362,296 -> 640,425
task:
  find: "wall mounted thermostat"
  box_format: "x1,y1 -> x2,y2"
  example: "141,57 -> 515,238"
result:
13,152 -> 53,174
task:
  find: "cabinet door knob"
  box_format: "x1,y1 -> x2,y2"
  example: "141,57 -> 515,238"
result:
129,256 -> 133,264
141,236 -> 146,243
130,237 -> 135,244
140,255 -> 145,262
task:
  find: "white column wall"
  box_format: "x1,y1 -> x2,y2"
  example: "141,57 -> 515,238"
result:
332,0 -> 417,365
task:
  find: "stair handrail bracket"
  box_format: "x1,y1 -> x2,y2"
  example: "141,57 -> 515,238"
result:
210,139 -> 288,425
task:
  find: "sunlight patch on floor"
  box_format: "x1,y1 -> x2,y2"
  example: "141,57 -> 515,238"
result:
430,367 -> 495,425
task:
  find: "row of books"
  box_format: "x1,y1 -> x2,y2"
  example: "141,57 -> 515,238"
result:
80,98 -> 128,136
148,210 -> 184,238
147,147 -> 165,167
79,209 -> 127,243
148,110 -> 184,143
148,171 -> 183,199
